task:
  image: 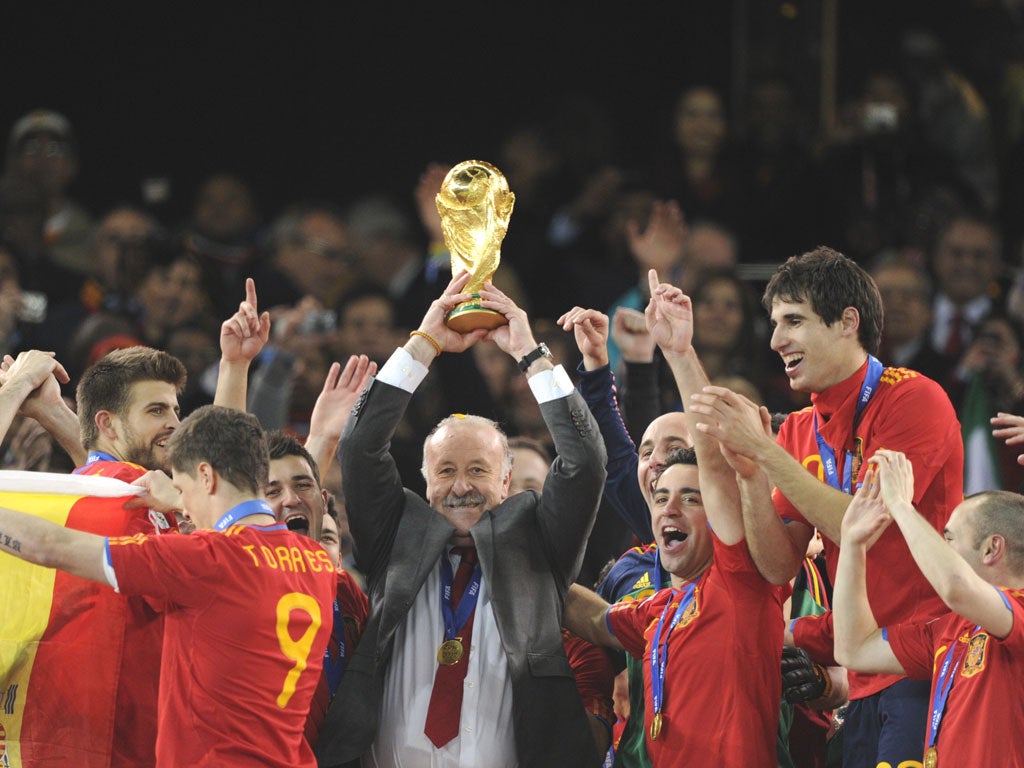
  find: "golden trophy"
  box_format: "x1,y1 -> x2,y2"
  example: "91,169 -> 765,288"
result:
436,159 -> 515,332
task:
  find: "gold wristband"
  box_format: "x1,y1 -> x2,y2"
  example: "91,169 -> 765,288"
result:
409,330 -> 442,357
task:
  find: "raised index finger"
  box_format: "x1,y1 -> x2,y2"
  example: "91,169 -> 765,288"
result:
245,277 -> 258,311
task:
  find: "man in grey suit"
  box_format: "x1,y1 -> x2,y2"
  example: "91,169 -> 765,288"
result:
316,272 -> 608,768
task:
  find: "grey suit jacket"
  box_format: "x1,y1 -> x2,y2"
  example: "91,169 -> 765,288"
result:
316,375 -> 607,767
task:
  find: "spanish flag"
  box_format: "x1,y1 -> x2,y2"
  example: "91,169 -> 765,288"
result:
0,470 -> 141,768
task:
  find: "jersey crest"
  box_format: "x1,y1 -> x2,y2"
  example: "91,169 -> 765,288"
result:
961,632 -> 989,678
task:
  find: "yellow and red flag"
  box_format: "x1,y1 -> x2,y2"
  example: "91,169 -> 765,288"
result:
0,470 -> 141,768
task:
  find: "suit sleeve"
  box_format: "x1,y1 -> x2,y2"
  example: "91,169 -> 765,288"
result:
535,387 -> 609,587
338,378 -> 412,583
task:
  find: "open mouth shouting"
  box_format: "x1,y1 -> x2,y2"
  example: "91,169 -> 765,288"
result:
659,525 -> 690,554
285,513 -> 311,535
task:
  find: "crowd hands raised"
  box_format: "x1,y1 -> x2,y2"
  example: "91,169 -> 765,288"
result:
5,83 -> 1024,766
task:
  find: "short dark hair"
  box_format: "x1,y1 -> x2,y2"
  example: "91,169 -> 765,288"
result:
966,490 -> 1024,575
657,446 -> 698,481
168,405 -> 268,495
763,246 -> 884,356
266,430 -> 322,488
76,346 -> 187,448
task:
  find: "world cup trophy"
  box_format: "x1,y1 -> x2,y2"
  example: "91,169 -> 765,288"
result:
435,159 -> 515,332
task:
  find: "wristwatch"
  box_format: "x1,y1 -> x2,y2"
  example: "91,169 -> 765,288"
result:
517,343 -> 552,373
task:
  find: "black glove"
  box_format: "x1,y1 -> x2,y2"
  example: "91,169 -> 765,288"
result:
781,646 -> 832,704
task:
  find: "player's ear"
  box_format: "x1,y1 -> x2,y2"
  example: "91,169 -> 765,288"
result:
841,306 -> 860,337
96,410 -> 118,440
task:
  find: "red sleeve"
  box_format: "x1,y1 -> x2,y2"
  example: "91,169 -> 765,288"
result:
107,531 -> 219,608
772,417 -> 810,527
336,569 -> 368,651
563,630 -> 615,726
791,611 -> 838,667
884,620 -> 940,680
608,591 -> 662,660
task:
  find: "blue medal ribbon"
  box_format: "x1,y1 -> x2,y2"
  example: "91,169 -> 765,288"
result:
72,450 -> 121,473
439,550 -> 482,640
649,582 -> 698,722
213,499 -> 277,531
927,625 -> 978,750
813,355 -> 884,494
323,598 -> 346,699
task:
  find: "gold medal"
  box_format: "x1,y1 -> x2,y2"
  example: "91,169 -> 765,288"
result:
924,746 -> 938,768
650,712 -> 663,741
437,638 -> 464,665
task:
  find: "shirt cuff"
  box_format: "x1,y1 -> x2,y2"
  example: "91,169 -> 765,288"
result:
528,365 -> 575,404
103,539 -> 120,592
377,347 -> 429,393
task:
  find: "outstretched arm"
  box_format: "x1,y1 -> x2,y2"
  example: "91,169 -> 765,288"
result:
833,466 -> 904,674
874,450 -> 1015,639
992,411 -> 1024,466
563,584 -> 623,650
0,505 -> 108,583
214,277 -> 271,412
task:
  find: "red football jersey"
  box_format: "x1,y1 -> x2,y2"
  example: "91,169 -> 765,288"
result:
75,458 -> 177,767
776,362 -> 963,698
607,537 -> 785,766
886,589 -> 1024,767
108,523 -> 336,767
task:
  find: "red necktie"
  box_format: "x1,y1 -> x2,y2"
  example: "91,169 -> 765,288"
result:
423,546 -> 478,748
945,310 -> 965,358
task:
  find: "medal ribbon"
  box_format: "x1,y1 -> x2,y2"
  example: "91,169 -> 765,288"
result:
649,582 -> 698,722
439,550 -> 482,640
213,499 -> 277,531
72,450 -> 122,473
927,625 -> 978,750
322,598 -> 346,698
813,355 -> 884,494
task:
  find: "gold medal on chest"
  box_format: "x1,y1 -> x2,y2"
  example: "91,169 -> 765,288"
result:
650,712 -> 663,741
437,638 -> 464,665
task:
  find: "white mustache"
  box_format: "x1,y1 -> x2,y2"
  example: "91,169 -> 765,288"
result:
443,492 -> 486,508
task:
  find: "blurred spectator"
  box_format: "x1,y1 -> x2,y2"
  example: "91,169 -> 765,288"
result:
4,109 -> 94,276
812,69 -> 964,262
0,238 -> 45,357
330,281 -> 401,364
181,172 -> 265,316
257,200 -> 360,312
870,252 -> 946,382
163,318 -> 220,415
0,172 -> 84,306
926,210 -> 1007,390
690,268 -> 768,403
954,311 -> 1024,494
135,252 -> 214,348
736,74 -> 818,264
645,85 -> 749,249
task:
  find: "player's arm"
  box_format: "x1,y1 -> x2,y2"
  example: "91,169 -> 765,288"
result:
874,450 -> 1014,640
833,466 -> 904,674
305,355 -> 376,477
563,583 -> 624,650
214,277 -> 270,411
690,385 -> 811,583
0,505 -> 108,584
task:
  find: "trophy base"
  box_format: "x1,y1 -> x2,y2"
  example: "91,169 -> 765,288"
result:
446,303 -> 507,333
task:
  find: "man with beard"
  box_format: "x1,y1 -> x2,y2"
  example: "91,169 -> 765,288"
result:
70,344 -> 186,764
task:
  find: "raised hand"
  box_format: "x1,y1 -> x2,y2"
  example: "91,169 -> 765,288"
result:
611,307 -> 656,364
412,271 -> 488,357
478,281 -> 538,360
309,355 -> 377,444
644,269 -> 694,356
625,199 -> 686,273
840,465 -> 893,548
870,450 -> 915,512
991,412 -> 1024,465
220,278 -> 271,364
557,306 -> 610,370
0,350 -> 71,421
